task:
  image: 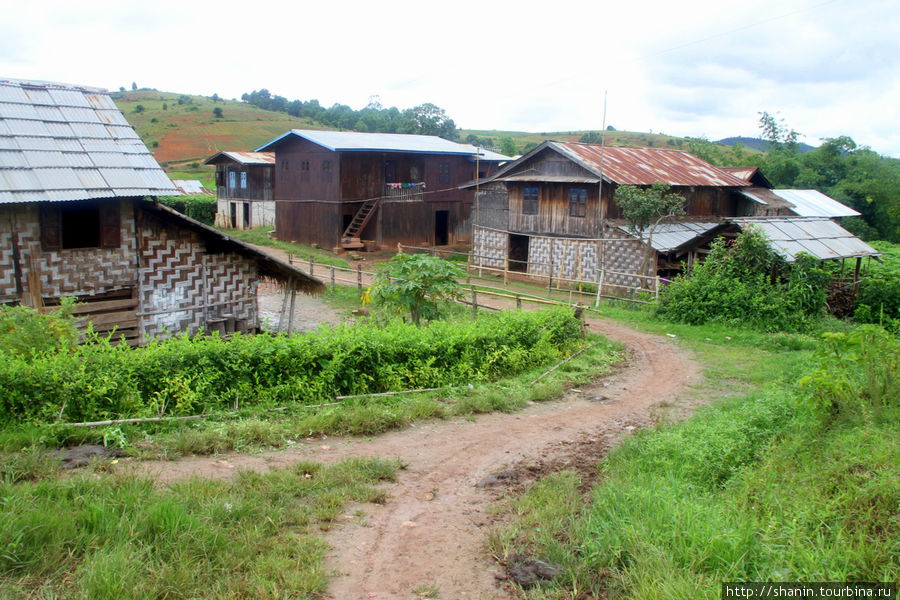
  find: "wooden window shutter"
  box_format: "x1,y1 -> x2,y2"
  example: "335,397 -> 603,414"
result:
100,201 -> 121,248
39,205 -> 61,251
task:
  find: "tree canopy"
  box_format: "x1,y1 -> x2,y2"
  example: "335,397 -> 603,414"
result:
240,89 -> 459,140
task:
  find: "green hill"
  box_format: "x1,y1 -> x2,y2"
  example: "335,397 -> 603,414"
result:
113,89 -> 756,187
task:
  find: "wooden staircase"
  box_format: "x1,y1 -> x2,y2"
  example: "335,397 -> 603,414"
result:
341,198 -> 380,249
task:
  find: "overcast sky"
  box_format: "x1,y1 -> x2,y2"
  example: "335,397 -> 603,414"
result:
2,0 -> 898,156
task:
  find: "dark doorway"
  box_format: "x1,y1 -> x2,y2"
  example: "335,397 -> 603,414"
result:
384,160 -> 396,183
342,213 -> 353,235
434,210 -> 449,246
508,234 -> 530,272
243,202 -> 250,228
229,203 -> 237,228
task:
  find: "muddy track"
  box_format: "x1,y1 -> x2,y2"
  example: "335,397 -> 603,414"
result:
136,316 -> 700,599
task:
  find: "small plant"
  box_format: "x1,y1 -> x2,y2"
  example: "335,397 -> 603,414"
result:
213,107 -> 223,119
367,254 -> 464,324
134,104 -> 145,113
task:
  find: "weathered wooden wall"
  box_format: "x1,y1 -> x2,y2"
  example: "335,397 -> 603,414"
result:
509,182 -> 600,237
216,164 -> 273,202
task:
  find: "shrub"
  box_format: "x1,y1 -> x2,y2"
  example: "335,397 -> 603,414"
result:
657,227 -> 832,331
367,254 -> 464,324
0,308 -> 582,424
0,300 -> 77,361
157,195 -> 216,225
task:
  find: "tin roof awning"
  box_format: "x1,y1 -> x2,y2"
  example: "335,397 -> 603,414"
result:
616,221 -> 723,252
731,217 -> 879,261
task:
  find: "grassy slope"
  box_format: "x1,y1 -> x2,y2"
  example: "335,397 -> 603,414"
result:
112,89 -> 752,188
490,307 -> 899,598
112,89 -> 321,189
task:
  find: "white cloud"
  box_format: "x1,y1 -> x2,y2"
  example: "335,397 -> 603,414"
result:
1,0 -> 898,155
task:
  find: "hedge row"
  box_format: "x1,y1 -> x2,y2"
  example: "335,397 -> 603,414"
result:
0,308 -> 582,424
157,195 -> 217,225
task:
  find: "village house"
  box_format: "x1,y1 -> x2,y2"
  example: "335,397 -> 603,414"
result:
204,151 -> 275,229
254,129 -> 509,250
0,78 -> 322,344
470,141 -> 877,290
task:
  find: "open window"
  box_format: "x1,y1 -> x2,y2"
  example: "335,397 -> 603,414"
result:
40,201 -> 120,251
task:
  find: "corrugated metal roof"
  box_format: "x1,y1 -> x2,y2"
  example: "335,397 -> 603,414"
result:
172,179 -> 214,195
551,142 -> 748,187
256,129 -> 512,160
204,151 -> 275,166
0,77 -> 178,203
732,217 -> 879,261
500,175 -> 602,183
770,189 -> 860,218
617,221 -> 722,252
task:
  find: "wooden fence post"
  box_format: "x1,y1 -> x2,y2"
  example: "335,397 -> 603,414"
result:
516,295 -> 522,310
548,240 -> 554,297
287,289 -> 297,333
471,287 -> 478,318
330,266 -> 335,291
504,257 -> 509,286
357,264 -> 363,295
308,257 -> 314,277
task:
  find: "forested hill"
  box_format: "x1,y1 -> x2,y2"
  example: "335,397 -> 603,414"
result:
717,136 -> 817,154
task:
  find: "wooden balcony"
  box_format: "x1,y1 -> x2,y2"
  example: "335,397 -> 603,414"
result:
384,182 -> 425,203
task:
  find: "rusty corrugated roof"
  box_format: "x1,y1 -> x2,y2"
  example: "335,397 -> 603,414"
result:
0,78 -> 178,203
551,142 -> 749,187
204,151 -> 275,166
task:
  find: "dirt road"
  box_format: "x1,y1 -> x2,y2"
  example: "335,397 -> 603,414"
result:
138,313 -> 700,599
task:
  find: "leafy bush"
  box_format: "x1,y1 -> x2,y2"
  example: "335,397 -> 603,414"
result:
853,241 -> 900,331
0,308 -> 582,424
799,325 -> 899,420
657,227 -> 832,331
367,253 -> 464,324
157,195 -> 217,225
0,300 -> 77,361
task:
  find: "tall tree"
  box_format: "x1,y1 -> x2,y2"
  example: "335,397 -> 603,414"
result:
615,182 -> 686,276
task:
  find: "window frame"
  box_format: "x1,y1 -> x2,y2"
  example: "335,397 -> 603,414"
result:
240,171 -> 248,189
437,162 -> 451,185
568,188 -> 587,218
522,187 -> 540,215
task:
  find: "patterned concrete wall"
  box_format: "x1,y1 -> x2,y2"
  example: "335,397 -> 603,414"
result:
472,226 -> 507,268
527,236 -> 599,281
470,224 -> 654,295
0,201 -> 137,304
1,200 -> 261,341
138,208 -> 258,339
216,200 -> 276,229
598,225 -> 653,292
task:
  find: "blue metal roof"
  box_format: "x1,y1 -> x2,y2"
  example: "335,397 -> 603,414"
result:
256,129 -> 511,160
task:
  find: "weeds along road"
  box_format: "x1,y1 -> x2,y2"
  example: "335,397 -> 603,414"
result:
137,282 -> 701,599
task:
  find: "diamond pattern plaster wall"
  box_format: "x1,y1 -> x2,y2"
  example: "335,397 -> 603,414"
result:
138,209 -> 258,339
0,200 -> 136,304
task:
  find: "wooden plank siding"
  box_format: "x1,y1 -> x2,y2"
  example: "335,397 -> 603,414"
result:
274,134 -> 483,248
509,182 -> 600,238
215,164 -> 273,202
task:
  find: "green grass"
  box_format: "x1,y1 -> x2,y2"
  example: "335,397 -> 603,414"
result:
220,226 -> 350,267
489,307 -> 900,599
0,457 -> 399,599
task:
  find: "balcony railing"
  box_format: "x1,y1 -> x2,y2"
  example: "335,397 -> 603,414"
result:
384,182 -> 425,203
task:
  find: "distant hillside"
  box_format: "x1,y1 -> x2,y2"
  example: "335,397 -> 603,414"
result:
460,129 -> 762,163
112,89 -> 319,188
113,89 -> 762,186
716,136 -> 817,154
